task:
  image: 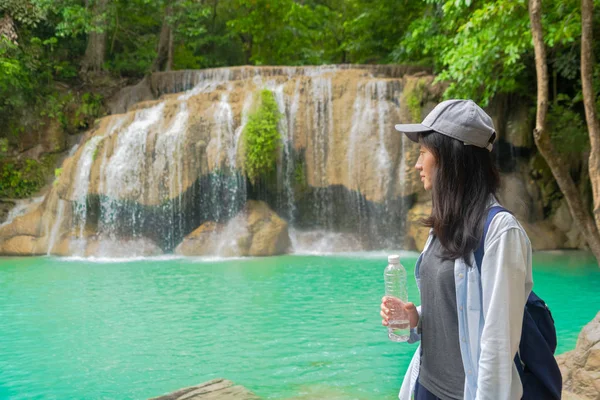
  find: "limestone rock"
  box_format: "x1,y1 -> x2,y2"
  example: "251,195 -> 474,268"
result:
174,221 -> 223,256
0,235 -> 46,256
520,220 -> 568,251
149,378 -> 260,400
0,199 -> 16,225
176,200 -> 291,257
552,199 -> 586,249
0,207 -> 44,239
18,118 -> 67,154
557,312 -> 600,400
406,200 -> 431,252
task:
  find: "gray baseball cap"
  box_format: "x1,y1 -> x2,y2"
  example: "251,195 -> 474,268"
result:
394,99 -> 496,151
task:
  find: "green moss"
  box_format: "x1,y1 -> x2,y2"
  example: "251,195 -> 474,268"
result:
243,89 -> 282,183
405,80 -> 427,123
294,161 -> 306,188
53,167 -> 63,188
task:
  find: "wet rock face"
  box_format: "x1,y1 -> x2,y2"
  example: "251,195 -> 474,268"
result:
64,67 -> 427,207
557,312 -> 600,400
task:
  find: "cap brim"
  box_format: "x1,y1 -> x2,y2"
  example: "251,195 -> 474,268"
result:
394,123 -> 433,143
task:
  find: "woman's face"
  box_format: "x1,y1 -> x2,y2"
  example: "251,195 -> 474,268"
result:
415,144 -> 436,191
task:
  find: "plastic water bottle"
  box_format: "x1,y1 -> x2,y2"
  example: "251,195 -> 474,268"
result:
384,254 -> 409,342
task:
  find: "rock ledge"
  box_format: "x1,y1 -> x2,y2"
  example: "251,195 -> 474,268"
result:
149,378 -> 260,400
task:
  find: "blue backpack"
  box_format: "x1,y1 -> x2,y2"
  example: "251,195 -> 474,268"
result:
474,206 -> 562,400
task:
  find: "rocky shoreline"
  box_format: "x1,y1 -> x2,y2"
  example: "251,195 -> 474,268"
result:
557,312 -> 600,400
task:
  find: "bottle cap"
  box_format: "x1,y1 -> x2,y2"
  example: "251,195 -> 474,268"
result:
388,254 -> 400,264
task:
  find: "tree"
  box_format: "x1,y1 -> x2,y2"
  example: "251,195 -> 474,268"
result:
529,0 -> 600,263
80,0 -> 109,74
0,14 -> 17,44
581,0 -> 600,235
152,1 -> 173,72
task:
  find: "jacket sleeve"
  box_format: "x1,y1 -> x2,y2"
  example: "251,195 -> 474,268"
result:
475,223 -> 531,400
407,305 -> 422,344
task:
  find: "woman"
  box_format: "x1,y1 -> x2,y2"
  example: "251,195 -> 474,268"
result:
381,100 -> 533,400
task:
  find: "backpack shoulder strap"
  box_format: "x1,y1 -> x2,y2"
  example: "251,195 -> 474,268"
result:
474,206 -> 510,272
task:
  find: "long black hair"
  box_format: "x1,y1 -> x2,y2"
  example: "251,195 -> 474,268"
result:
420,131 -> 500,261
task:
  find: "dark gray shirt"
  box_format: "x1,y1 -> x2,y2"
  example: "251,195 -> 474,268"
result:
418,237 -> 465,400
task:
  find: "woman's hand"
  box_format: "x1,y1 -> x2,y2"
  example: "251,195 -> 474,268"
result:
380,296 -> 419,329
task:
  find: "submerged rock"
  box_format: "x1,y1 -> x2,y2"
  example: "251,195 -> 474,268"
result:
51,236 -> 163,257
175,200 -> 291,257
149,378 -> 260,400
557,312 -> 600,400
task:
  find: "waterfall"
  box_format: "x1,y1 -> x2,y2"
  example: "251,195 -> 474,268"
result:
99,103 -> 166,240
310,76 -> 334,230
149,102 -> 190,248
70,117 -> 125,253
46,199 -> 66,255
7,66 -> 420,257
272,82 -> 299,223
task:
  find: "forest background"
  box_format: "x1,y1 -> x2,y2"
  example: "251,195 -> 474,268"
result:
1,0 -> 600,262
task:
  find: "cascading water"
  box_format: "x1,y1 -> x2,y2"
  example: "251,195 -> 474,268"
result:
96,103 -> 165,252
309,76 -> 335,231
11,65 -> 420,257
149,102 -> 190,249
46,199 -> 66,255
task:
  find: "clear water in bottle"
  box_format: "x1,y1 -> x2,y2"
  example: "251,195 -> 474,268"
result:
384,254 -> 409,342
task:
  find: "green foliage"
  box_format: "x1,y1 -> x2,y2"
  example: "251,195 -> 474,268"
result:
394,0 -> 586,106
0,155 -> 56,198
0,138 -> 8,155
294,159 -> 306,188
53,167 -> 62,187
72,92 -> 103,129
244,89 -> 282,183
396,0 -> 532,105
547,95 -> 589,154
0,0 -> 46,27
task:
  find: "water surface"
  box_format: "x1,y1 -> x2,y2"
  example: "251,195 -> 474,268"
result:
0,251 -> 598,399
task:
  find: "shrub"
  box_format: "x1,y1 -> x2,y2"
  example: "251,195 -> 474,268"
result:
243,89 -> 282,183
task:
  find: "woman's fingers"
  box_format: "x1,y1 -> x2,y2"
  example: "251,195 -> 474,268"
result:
381,300 -> 390,326
404,302 -> 416,311
380,302 -> 389,313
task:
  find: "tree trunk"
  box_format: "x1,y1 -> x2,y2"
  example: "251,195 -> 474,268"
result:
80,0 -> 109,74
152,4 -> 173,72
581,0 -> 600,233
0,14 -> 18,44
528,0 -> 600,264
